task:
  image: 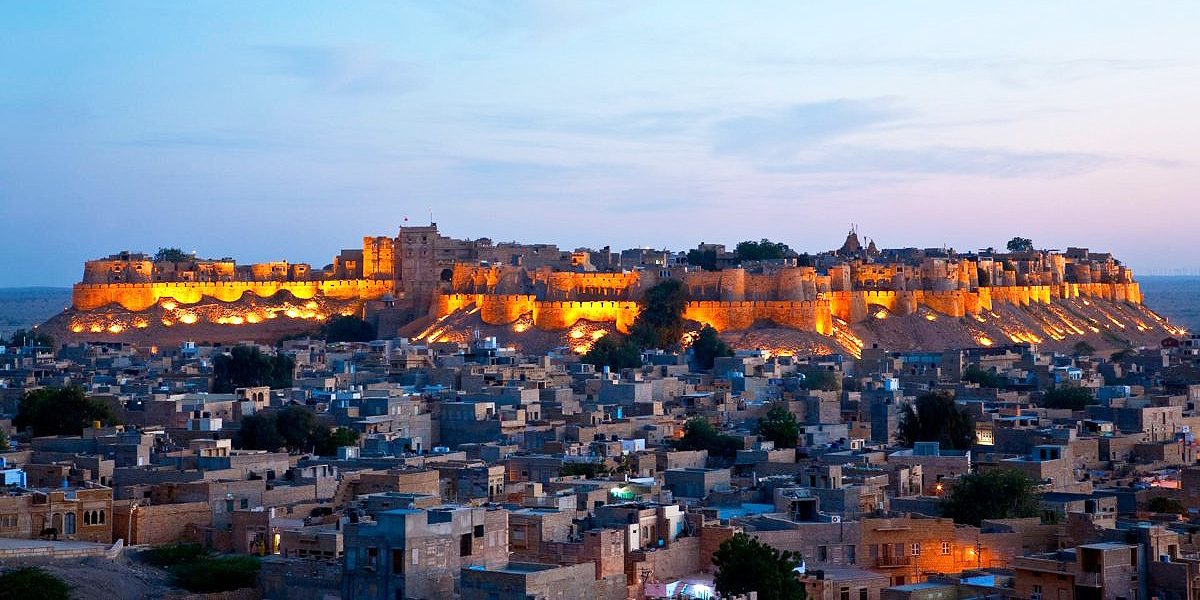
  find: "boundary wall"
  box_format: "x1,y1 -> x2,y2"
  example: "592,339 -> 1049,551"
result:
435,281 -> 1142,334
73,279 -> 393,311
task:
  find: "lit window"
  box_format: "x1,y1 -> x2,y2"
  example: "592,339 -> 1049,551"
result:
910,543 -> 920,556
941,542 -> 951,555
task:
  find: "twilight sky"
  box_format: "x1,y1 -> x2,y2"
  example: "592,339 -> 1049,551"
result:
2,1 -> 1199,286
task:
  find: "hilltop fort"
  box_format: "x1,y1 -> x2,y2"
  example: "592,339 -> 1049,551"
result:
44,224 -> 1182,355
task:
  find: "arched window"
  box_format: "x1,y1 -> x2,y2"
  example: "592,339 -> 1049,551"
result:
98,510 -> 105,524
64,512 -> 76,535
84,511 -> 91,526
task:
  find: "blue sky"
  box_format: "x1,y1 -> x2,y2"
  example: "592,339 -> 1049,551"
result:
2,1 -> 1198,286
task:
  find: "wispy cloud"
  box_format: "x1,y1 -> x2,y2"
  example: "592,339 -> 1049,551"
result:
745,55 -> 1175,89
428,0 -> 638,40
112,130 -> 289,150
257,45 -> 425,95
770,146 -> 1112,178
712,99 -> 903,159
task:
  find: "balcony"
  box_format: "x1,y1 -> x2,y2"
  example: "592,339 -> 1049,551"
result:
875,555 -> 912,568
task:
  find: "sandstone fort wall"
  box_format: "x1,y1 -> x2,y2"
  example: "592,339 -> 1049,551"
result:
73,279 -> 393,311
434,281 -> 1142,334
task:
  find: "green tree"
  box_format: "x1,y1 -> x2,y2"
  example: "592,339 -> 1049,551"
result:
235,414 -> 285,451
322,315 -> 376,343
629,279 -> 690,350
560,462 -> 610,478
676,417 -> 741,458
153,247 -> 192,262
139,545 -> 260,593
1072,341 -> 1096,356
896,392 -> 975,450
14,387 -> 116,437
1147,496 -> 1188,515
962,365 -> 1003,388
691,325 -> 733,370
940,469 -> 1041,526
796,253 -> 813,268
0,430 -> 8,451
313,426 -> 360,456
684,248 -> 719,271
0,566 -> 72,600
5,329 -> 54,349
1041,387 -> 1096,411
797,368 -> 841,392
212,346 -> 295,393
582,334 -> 643,371
735,239 -> 792,262
712,533 -> 805,600
275,405 -> 319,451
1006,237 -> 1034,252
759,407 -> 799,449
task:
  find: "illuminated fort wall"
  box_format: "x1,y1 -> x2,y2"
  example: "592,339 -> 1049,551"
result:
433,281 -> 1142,335
73,279 -> 394,311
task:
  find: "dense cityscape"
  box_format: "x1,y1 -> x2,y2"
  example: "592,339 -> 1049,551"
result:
1,227 -> 1199,599
5,2 -> 1199,599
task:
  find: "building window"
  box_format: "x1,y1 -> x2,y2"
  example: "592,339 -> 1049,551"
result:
366,547 -> 378,566
64,513 -> 76,535
859,590 -> 868,600
841,587 -> 850,600
240,498 -> 249,509
84,512 -> 91,526
818,546 -> 828,562
474,524 -> 485,538
98,510 -> 104,524
941,542 -> 951,555
460,533 -> 472,556
392,549 -> 404,574
846,545 -> 856,565
910,543 -> 920,556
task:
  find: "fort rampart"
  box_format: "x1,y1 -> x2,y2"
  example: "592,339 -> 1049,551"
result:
72,279 -> 393,311
434,281 -> 1142,334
